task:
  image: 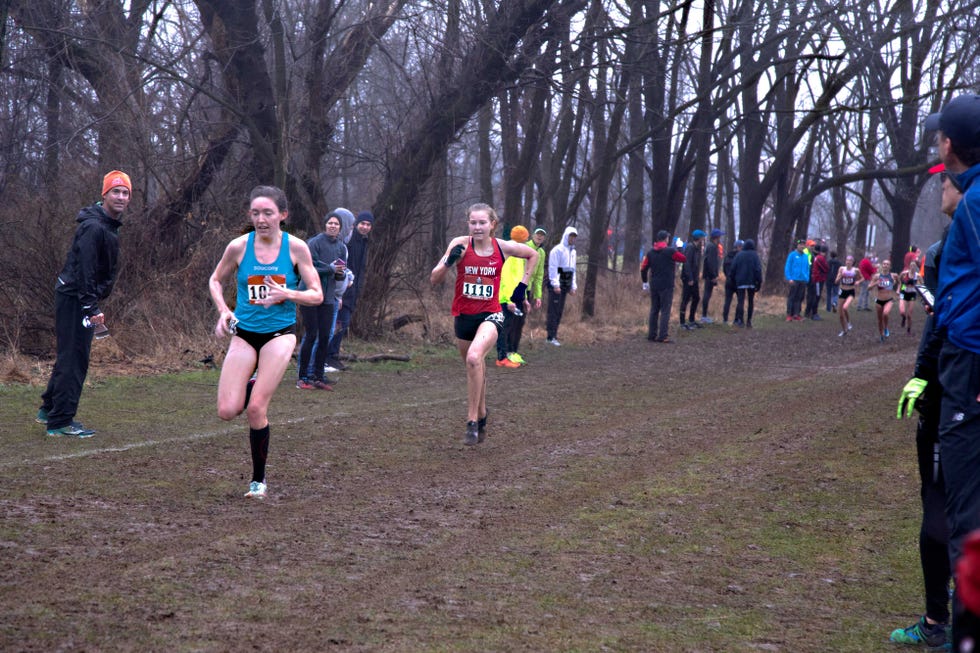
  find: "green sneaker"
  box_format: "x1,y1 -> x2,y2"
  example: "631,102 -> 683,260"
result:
889,615 -> 947,648
46,423 -> 96,438
507,352 -> 526,365
35,408 -> 49,424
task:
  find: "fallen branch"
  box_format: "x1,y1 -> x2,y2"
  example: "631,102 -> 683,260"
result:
349,353 -> 412,363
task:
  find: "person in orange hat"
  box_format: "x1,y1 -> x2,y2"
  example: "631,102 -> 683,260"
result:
37,170 -> 133,438
496,225 -> 531,367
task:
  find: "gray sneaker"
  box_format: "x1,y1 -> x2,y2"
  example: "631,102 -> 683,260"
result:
46,422 -> 95,438
464,421 -> 479,446
35,408 -> 49,424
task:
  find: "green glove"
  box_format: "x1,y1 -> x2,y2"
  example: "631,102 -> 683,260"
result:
897,377 -> 928,419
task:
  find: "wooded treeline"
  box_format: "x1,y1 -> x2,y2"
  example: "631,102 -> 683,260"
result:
1,0 -> 978,353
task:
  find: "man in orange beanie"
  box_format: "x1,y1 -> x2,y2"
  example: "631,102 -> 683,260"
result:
37,170 -> 132,437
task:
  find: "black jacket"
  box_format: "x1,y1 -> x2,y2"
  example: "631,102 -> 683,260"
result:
703,241 -> 721,281
342,230 -> 370,311
56,203 -> 122,318
681,242 -> 702,284
730,242 -> 762,290
641,243 -> 686,291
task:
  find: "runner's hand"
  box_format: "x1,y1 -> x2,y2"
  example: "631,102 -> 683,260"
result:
445,244 -> 465,267
897,377 -> 927,419
642,282 -> 650,292
511,282 -> 527,306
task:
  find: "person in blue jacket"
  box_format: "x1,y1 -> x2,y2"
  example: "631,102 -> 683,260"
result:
923,93 -> 980,649
784,239 -> 810,321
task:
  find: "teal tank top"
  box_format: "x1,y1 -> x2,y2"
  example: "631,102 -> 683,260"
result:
235,232 -> 299,333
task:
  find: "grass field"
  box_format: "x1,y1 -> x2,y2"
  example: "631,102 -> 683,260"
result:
0,308 -> 936,652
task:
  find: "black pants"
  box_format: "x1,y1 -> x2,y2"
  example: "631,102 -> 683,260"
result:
496,308 -> 522,359
546,287 -> 569,340
325,302 -> 351,362
298,301 -> 336,381
938,342 -> 980,645
786,282 -> 806,317
722,279 -> 736,322
679,281 -> 700,324
41,292 -> 95,429
915,380 -> 951,624
734,288 -> 755,325
701,279 -> 716,318
648,287 -> 673,340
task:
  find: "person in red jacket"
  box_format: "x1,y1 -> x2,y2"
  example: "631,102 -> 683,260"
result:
857,255 -> 877,311
805,244 -> 829,320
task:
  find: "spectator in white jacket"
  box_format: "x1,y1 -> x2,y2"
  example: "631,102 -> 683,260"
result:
546,226 -> 577,346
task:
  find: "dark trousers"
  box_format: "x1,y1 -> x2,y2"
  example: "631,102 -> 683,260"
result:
826,283 -> 839,311
546,287 -> 569,340
938,342 -> 980,644
722,279 -> 736,322
298,301 -> 337,381
325,303 -> 351,362
804,280 -> 820,317
510,309 -> 527,352
701,279 -> 716,318
41,292 -> 95,429
915,382 -> 951,624
497,309 -> 520,360
679,281 -> 700,324
734,288 -> 755,325
648,287 -> 673,340
786,282 -> 806,317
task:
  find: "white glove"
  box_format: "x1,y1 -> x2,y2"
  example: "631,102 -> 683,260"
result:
642,282 -> 650,292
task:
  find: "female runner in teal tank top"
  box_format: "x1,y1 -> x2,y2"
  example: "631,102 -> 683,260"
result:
208,186 -> 323,499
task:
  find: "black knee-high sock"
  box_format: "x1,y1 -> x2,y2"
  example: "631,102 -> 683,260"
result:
249,425 -> 270,483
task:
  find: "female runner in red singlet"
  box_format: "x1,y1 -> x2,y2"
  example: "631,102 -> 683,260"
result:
430,203 -> 538,445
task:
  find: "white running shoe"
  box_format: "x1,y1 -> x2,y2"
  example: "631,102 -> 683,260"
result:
847,322 -> 853,331
547,338 -> 561,346
245,481 -> 267,499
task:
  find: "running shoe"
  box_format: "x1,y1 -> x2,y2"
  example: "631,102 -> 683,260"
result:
507,352 -> 526,365
888,616 -> 946,648
296,379 -> 315,390
312,379 -> 334,391
547,338 -> 561,346
885,328 -> 891,337
657,337 -> 673,343
324,365 -> 340,374
477,411 -> 488,442
700,316 -> 714,324
793,315 -> 804,321
35,408 -> 49,424
325,358 -> 348,371
785,316 -> 793,322
46,423 -> 95,438
464,421 -> 479,446
811,314 -> 823,321
496,358 -> 520,368
244,481 -> 267,499
847,322 -> 853,331
838,330 -> 845,337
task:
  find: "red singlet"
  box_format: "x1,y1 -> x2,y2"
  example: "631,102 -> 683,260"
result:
451,238 -> 504,316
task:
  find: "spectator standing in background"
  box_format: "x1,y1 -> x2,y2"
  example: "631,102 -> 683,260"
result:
679,230 -> 705,331
721,239 -> 742,325
325,210 -> 372,371
826,250 -> 843,313
700,228 -> 723,323
38,170 -> 132,438
546,226 -> 577,346
784,239 -> 810,321
641,230 -> 686,343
